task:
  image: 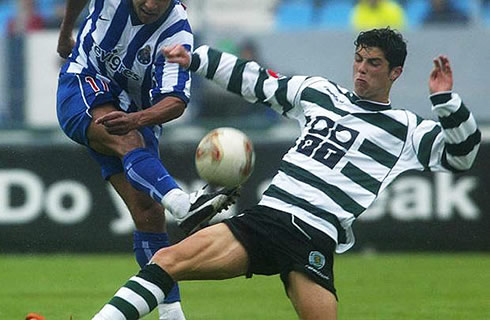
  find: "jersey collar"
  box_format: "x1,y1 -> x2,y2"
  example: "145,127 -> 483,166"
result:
127,0 -> 176,26
349,92 -> 392,111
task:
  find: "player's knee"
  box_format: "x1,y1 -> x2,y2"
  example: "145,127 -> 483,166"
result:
87,127 -> 145,157
130,201 -> 165,231
118,130 -> 145,155
152,247 -> 182,278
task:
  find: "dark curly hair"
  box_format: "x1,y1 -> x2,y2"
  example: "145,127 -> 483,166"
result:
354,27 -> 407,70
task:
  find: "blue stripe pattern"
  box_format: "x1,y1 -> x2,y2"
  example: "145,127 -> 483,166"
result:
103,2 -> 131,90
150,20 -> 192,102
153,55 -> 165,97
174,43 -> 192,93
62,0 -> 193,111
74,1 -> 105,73
99,2 -> 129,50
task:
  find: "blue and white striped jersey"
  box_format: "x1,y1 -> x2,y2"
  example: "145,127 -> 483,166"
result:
61,0 -> 193,111
189,45 -> 481,253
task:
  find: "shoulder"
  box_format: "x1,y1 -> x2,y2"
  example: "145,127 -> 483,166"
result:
172,1 -> 189,19
305,77 -> 352,99
155,1 -> 192,37
388,108 -> 428,131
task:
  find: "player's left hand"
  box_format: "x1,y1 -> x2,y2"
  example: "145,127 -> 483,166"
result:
95,111 -> 139,135
429,55 -> 453,94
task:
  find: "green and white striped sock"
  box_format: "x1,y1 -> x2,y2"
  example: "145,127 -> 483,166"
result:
92,264 -> 175,320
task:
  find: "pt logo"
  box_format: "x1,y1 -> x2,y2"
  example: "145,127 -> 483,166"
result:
297,116 -> 359,169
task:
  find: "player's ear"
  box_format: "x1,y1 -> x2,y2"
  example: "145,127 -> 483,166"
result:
390,66 -> 403,82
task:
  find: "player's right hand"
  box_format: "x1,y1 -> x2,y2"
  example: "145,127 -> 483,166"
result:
57,33 -> 75,59
95,111 -> 139,136
429,55 -> 453,94
163,45 -> 191,69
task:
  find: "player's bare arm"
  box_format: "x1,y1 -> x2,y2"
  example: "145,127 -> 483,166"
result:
95,96 -> 186,136
429,55 -> 453,94
58,0 -> 90,58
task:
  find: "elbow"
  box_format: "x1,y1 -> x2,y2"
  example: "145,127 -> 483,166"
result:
174,101 -> 186,118
443,129 -> 481,172
165,97 -> 187,121
443,144 -> 480,173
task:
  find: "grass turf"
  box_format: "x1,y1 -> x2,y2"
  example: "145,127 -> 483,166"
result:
1,253 -> 489,319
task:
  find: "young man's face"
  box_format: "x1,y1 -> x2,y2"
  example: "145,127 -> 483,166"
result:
132,0 -> 171,24
352,46 -> 402,103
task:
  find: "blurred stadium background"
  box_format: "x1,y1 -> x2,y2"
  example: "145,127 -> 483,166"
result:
0,0 -> 489,319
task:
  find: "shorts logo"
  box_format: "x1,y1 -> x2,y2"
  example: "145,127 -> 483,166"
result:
308,251 -> 326,269
137,45 -> 152,65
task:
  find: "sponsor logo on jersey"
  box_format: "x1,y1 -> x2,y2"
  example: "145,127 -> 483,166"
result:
267,69 -> 279,78
305,265 -> 330,280
93,44 -> 140,81
308,251 -> 326,269
137,45 -> 152,66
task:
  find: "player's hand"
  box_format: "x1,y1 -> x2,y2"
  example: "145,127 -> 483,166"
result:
429,55 -> 453,94
57,32 -> 75,59
95,111 -> 139,135
163,45 -> 191,69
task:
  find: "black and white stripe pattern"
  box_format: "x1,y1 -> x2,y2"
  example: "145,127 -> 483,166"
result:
92,264 -> 174,320
190,46 -> 481,253
430,92 -> 480,171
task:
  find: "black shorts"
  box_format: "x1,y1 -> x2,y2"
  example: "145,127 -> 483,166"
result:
224,205 -> 337,299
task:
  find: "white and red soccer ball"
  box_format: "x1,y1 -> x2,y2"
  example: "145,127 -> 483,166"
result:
195,127 -> 255,188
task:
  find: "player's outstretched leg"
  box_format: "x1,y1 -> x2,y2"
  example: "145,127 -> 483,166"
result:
122,147 -> 238,228
177,186 -> 239,235
122,147 -> 181,205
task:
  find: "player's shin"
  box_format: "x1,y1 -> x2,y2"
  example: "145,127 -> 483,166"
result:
123,148 -> 191,218
92,264 -> 175,320
123,148 -> 180,203
133,231 -> 185,320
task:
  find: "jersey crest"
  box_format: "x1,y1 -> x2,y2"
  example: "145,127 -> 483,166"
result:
137,45 -> 152,65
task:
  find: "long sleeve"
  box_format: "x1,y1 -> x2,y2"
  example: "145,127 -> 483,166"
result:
188,45 -> 308,119
412,92 -> 480,172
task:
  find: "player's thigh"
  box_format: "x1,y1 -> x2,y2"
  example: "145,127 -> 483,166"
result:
57,73 -> 114,147
87,104 -> 145,157
287,271 -> 337,320
109,172 -> 165,231
152,223 -> 248,280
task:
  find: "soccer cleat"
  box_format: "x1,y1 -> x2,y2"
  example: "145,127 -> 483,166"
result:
178,186 -> 239,235
25,313 -> 47,320
26,313 -> 72,320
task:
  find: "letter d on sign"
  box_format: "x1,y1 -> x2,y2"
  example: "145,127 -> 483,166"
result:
0,169 -> 43,224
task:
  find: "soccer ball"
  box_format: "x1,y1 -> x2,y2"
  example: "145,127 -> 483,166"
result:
195,127 -> 255,188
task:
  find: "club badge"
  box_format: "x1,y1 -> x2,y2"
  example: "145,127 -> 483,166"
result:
308,251 -> 326,269
137,45 -> 152,65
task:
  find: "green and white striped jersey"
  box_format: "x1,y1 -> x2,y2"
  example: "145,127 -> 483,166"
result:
189,45 -> 481,253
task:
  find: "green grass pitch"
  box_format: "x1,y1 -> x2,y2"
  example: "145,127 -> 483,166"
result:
1,253 -> 489,319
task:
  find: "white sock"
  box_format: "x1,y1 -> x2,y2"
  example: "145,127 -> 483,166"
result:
158,302 -> 186,320
161,189 -> 191,219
